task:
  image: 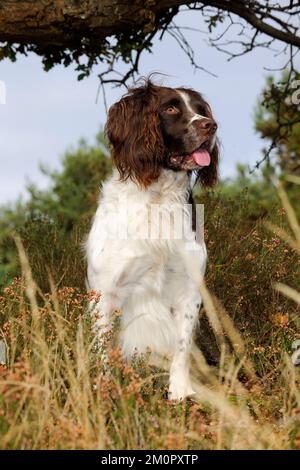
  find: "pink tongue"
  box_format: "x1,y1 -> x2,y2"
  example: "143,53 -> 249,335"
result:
192,148 -> 211,166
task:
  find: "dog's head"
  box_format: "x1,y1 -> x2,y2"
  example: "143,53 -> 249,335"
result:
105,79 -> 219,187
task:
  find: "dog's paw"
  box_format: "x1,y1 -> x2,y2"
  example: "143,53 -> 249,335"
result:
168,378 -> 196,401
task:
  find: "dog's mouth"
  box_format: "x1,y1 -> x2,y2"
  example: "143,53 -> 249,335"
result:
169,140 -> 211,169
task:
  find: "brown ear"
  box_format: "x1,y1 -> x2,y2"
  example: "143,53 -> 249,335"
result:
195,139 -> 219,188
105,82 -> 165,187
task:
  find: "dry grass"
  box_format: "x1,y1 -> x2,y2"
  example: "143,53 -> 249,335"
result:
0,186 -> 299,450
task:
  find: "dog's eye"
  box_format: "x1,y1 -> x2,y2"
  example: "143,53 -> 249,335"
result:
164,105 -> 180,115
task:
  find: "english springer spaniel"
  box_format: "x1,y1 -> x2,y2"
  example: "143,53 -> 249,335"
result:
86,79 -> 219,400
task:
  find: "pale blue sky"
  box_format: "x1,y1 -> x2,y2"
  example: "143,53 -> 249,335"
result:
0,10 -> 294,204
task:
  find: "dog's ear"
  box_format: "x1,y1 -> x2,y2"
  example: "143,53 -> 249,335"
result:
105,81 -> 165,187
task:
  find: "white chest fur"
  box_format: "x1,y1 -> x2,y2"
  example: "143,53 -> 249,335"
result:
86,169 -> 207,400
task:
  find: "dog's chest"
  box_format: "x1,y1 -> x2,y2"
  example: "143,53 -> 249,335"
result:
101,170 -> 191,238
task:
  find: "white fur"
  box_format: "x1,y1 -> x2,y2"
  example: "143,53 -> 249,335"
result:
86,169 -> 207,400
177,90 -> 208,124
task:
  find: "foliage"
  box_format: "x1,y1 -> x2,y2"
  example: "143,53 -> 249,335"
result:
0,202 -> 28,287
1,2 -> 299,86
0,131 -> 111,288
195,187 -> 300,372
0,183 -> 299,449
26,131 -> 112,228
0,6 -> 177,82
209,163 -> 278,218
255,72 -> 300,174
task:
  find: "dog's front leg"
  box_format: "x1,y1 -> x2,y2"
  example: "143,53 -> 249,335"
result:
168,240 -> 205,400
89,292 -> 119,338
88,253 -> 151,351
168,291 -> 201,400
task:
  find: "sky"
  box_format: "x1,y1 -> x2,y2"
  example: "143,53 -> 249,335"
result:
0,9 -> 294,205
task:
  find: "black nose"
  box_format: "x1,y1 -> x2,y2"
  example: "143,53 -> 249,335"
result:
198,118 -> 217,133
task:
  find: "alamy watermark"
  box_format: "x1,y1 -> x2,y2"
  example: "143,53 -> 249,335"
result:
91,199 -> 204,251
0,79 -> 6,104
285,79 -> 300,107
291,79 -> 300,105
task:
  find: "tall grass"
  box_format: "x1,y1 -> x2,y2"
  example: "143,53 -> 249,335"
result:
0,189 -> 299,449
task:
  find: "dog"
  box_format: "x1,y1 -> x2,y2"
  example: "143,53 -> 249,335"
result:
86,79 -> 219,400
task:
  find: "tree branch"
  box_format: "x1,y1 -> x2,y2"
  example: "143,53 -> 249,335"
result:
200,0 -> 300,48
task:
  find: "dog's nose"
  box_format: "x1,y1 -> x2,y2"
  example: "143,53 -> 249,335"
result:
198,118 -> 218,133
